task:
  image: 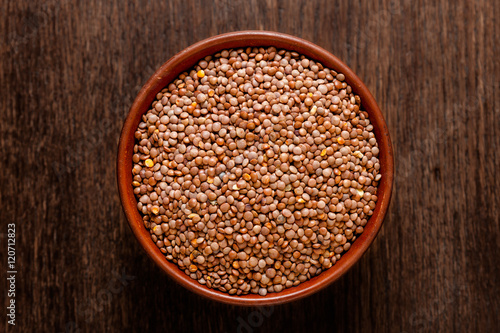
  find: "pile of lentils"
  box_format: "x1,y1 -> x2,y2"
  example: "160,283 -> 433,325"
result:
132,47 -> 381,296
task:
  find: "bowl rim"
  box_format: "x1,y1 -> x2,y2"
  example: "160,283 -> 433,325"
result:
117,30 -> 394,306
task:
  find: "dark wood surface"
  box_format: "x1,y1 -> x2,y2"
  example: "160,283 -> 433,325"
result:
1,0 -> 499,332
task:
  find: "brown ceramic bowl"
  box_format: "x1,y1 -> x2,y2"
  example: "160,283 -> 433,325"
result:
117,31 -> 394,306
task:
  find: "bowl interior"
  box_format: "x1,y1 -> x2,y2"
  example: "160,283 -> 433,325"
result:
117,31 -> 394,306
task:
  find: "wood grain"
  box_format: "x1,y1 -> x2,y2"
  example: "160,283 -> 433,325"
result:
1,0 -> 498,332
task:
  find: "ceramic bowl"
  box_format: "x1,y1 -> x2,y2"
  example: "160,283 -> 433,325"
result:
117,31 -> 394,305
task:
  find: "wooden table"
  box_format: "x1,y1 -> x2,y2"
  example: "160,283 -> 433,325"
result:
1,0 -> 498,332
